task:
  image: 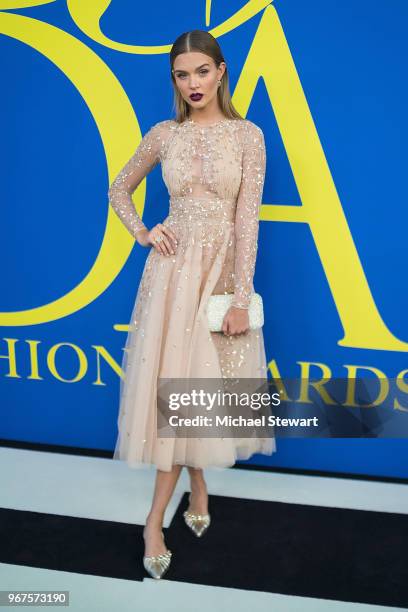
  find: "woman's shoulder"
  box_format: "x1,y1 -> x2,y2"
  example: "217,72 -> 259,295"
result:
142,120 -> 178,153
236,118 -> 264,136
149,118 -> 178,133
233,118 -> 265,148
142,120 -> 178,159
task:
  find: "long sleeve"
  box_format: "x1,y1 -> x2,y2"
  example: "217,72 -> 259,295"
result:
108,123 -> 164,238
232,122 -> 267,309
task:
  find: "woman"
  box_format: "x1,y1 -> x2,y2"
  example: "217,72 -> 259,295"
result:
108,29 -> 276,579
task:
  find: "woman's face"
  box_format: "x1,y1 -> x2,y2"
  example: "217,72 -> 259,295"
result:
172,51 -> 226,112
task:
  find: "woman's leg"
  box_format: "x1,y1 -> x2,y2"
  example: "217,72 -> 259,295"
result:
143,464 -> 183,556
187,467 -> 209,515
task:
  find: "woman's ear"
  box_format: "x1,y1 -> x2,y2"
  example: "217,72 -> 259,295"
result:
218,61 -> 226,79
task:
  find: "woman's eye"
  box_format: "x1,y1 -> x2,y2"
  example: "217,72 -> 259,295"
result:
175,70 -> 208,79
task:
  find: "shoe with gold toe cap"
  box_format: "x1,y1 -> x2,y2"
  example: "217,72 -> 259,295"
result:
183,492 -> 211,537
142,530 -> 172,579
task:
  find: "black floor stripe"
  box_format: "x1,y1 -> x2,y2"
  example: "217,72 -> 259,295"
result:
0,507 -> 145,581
169,495 -> 408,608
1,494 -> 407,608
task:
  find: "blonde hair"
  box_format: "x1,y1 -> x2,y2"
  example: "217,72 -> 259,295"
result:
169,30 -> 242,124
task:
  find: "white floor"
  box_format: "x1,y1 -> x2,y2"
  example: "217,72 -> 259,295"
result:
1,447 -> 407,612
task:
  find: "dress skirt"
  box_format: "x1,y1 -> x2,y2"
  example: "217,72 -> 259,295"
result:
112,203 -> 276,472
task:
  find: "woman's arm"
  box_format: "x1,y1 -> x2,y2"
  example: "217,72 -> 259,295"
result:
107,122 -> 164,239
231,121 -> 267,309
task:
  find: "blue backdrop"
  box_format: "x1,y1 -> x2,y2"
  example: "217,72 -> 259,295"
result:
1,0 -> 407,478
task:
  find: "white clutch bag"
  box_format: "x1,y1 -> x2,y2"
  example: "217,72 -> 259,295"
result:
207,293 -> 264,332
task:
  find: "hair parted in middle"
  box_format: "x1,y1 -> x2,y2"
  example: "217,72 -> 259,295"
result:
169,30 -> 243,124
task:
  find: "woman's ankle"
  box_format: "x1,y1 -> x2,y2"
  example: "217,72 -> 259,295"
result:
190,479 -> 207,495
145,512 -> 164,529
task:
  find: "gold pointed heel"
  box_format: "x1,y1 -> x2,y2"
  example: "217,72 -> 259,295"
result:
183,493 -> 211,537
142,530 -> 172,579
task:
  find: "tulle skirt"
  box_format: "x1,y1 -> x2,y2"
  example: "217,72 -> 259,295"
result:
113,217 -> 276,472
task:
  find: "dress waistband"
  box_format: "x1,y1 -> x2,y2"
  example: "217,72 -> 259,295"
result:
168,196 -> 236,223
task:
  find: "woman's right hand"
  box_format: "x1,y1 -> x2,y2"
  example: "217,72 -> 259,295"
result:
136,223 -> 178,256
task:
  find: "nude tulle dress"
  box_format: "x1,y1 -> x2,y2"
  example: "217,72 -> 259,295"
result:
108,117 -> 276,472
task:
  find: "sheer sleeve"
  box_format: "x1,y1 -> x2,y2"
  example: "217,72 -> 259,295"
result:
107,122 -> 164,238
231,122 -> 267,309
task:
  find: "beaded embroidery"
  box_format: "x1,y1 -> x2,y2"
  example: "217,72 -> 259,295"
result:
108,117 -> 266,309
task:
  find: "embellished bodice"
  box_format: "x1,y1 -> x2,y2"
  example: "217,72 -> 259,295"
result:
108,117 -> 267,308
160,119 -> 243,202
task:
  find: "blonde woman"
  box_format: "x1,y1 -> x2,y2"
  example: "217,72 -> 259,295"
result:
108,29 -> 276,579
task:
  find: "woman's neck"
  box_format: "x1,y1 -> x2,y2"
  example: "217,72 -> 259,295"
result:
188,107 -> 225,126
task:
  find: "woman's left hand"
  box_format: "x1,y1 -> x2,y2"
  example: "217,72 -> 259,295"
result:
221,306 -> 249,336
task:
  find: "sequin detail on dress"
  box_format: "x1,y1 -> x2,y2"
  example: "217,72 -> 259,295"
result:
108,117 -> 276,472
